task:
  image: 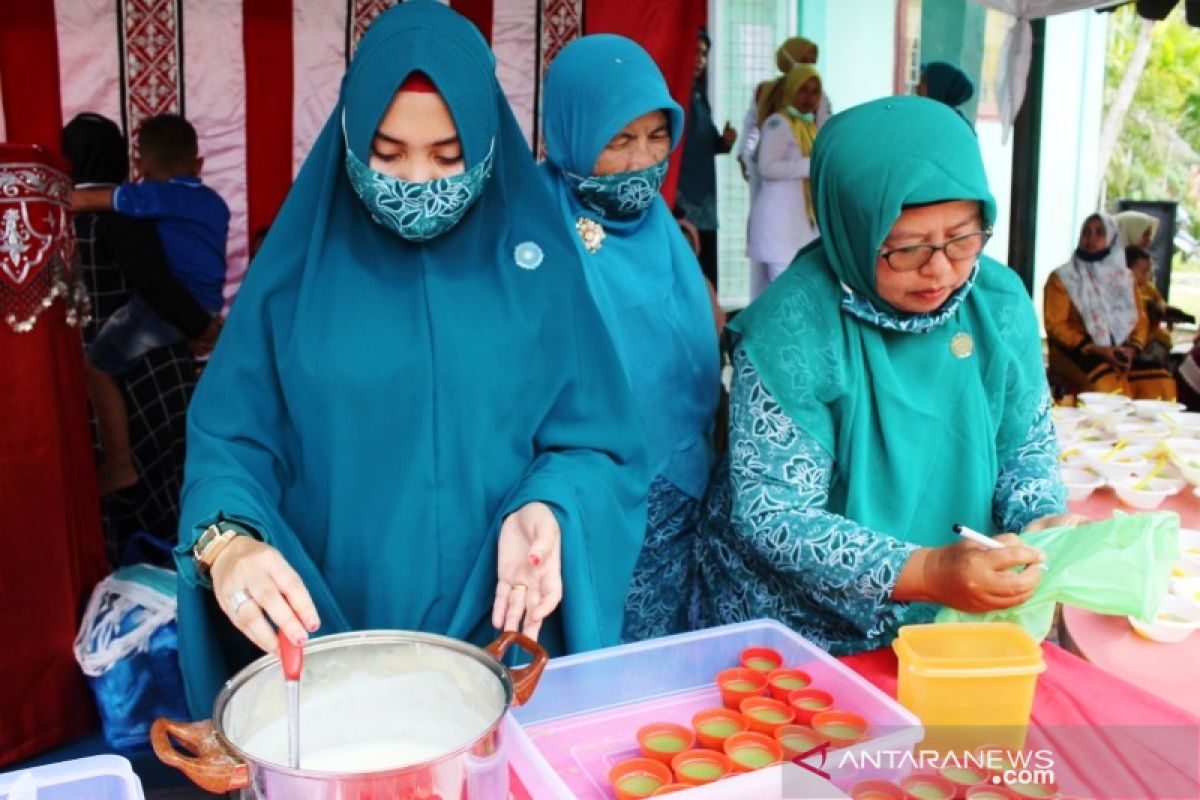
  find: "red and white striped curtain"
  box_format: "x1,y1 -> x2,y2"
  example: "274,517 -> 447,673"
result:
0,0 -> 702,303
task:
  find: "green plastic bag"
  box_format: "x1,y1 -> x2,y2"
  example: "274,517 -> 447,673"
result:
934,511 -> 1179,641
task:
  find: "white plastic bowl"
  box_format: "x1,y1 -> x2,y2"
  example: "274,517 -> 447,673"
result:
1133,399 -> 1187,421
1114,421 -> 1172,445
1060,467 -> 1104,501
1175,457 -> 1200,487
1161,411 -> 1200,435
1172,556 -> 1200,580
1128,594 -> 1200,643
1111,476 -> 1186,509
1078,392 -> 1132,409
1081,443 -> 1154,481
1178,529 -> 1200,566
1170,576 -> 1200,612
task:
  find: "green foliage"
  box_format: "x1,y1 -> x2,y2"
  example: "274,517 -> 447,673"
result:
1104,5 -> 1200,241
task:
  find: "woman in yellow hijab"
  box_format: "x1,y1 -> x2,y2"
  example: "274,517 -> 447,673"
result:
746,64 -> 822,298
737,37 -> 832,190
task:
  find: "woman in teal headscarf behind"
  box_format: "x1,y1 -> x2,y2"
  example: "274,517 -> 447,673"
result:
540,35 -> 721,641
698,96 -> 1077,655
173,1 -> 648,717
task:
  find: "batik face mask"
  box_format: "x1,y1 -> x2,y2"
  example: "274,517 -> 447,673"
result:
343,129 -> 494,242
565,158 -> 668,221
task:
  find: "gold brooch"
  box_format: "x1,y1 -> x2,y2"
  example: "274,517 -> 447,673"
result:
950,331 -> 974,359
576,216 -> 605,254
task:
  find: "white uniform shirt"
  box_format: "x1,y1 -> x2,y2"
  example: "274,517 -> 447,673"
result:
746,112 -> 819,265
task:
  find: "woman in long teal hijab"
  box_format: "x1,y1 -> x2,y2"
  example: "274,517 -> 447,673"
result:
698,96 -> 1075,655
173,1 -> 648,717
541,35 -> 720,641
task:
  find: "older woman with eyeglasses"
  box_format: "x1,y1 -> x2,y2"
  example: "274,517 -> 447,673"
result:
697,97 -> 1078,656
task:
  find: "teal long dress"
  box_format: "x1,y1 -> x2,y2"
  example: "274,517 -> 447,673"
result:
173,1 -> 648,718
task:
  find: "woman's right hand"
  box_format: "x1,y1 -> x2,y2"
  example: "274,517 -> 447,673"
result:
1092,344 -> 1134,372
210,537 -> 320,653
905,534 -> 1044,613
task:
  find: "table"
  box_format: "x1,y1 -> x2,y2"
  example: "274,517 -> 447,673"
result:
1061,604 -> 1200,718
841,644 -> 1200,799
1060,483 -> 1200,722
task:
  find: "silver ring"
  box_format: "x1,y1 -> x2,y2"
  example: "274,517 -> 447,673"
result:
228,590 -> 251,612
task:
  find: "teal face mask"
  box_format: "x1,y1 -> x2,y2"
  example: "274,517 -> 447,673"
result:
343,129 -> 494,242
565,158 -> 667,221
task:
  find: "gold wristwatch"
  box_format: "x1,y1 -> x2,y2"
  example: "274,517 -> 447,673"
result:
193,523 -> 243,578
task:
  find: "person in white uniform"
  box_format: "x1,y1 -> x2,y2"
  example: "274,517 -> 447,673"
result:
746,63 -> 822,299
737,37 -> 831,197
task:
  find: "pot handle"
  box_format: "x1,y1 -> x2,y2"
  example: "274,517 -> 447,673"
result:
486,630 -> 549,706
150,717 -> 250,794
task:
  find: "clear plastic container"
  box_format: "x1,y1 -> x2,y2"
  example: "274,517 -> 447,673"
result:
0,755 -> 145,800
506,620 -> 922,799
893,623 -> 1046,754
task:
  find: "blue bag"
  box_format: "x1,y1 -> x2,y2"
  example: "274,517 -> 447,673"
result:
73,563 -> 190,752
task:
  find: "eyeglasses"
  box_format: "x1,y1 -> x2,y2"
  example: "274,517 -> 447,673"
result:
878,228 -> 993,272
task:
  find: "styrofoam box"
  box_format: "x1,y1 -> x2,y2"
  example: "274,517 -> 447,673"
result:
0,755 -> 145,800
506,620 -> 922,799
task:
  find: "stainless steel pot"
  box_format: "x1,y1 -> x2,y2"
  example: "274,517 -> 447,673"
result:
151,630 -> 546,799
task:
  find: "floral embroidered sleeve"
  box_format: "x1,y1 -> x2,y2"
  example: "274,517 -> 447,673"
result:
992,388 -> 1068,533
726,345 -> 918,643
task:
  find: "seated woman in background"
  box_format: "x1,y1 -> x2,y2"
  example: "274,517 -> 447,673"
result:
1044,213 -> 1176,400
698,97 -> 1078,656
1126,245 -> 1174,369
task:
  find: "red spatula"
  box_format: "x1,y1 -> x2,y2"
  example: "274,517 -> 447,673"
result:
278,629 -> 304,769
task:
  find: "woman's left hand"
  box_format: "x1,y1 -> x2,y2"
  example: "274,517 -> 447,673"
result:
493,501 -> 562,641
1022,512 -> 1091,533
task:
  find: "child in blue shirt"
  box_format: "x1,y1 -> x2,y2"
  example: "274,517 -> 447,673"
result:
73,114 -> 230,494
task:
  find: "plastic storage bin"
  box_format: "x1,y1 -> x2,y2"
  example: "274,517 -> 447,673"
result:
0,755 -> 145,800
506,620 -> 921,799
893,622 -> 1046,754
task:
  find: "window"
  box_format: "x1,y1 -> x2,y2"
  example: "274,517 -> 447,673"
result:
895,0 -> 923,95
975,10 -> 1010,120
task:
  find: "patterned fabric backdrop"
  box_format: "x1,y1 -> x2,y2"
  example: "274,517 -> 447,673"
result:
0,0 -> 701,305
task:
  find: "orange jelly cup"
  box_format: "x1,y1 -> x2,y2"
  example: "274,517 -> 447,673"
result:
849,779 -> 907,800
766,667 -> 812,701
649,785 -> 691,796
691,707 -> 748,751
739,645 -> 784,673
774,724 -> 828,762
670,748 -> 732,786
809,709 -> 868,748
738,696 -> 796,736
715,667 -> 767,710
786,687 -> 834,725
723,730 -> 783,772
608,757 -> 673,800
899,772 -> 959,800
636,722 -> 695,766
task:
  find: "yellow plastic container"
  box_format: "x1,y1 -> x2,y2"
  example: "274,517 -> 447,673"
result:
893,623 -> 1045,754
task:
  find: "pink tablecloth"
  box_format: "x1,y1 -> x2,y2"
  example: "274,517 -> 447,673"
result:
840,644 -> 1200,800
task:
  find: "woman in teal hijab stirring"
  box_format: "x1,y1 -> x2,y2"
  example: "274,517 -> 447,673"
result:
541,35 -> 721,640
174,1 -> 648,717
699,97 -> 1078,655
